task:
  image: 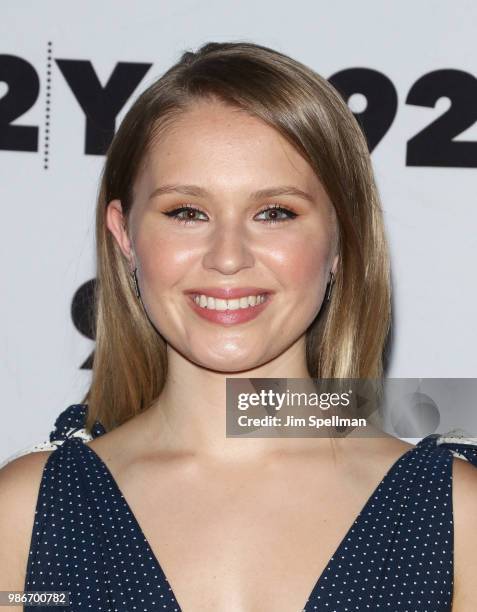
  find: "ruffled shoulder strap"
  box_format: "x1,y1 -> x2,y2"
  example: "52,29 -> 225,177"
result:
48,403 -> 106,444
0,404 -> 106,469
417,429 -> 477,466
434,428 -> 477,466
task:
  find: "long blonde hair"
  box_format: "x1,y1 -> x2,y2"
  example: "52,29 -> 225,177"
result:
82,41 -> 391,433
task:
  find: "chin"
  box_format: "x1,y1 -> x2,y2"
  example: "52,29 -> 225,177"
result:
191,349 -> 268,373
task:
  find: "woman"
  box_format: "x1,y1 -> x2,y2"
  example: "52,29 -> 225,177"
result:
1,41 -> 477,611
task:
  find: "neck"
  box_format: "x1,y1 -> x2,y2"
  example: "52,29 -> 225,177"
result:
142,337 -> 338,464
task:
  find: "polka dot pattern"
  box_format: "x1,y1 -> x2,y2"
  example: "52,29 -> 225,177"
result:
23,405 -> 477,611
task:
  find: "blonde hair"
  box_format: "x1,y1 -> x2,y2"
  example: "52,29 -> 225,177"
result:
82,41 -> 391,433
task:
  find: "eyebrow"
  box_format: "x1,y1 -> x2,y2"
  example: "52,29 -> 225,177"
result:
148,184 -> 316,204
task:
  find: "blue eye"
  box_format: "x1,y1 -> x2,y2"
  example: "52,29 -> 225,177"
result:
163,203 -> 298,225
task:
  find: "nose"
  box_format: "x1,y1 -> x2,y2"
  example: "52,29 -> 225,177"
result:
202,219 -> 255,275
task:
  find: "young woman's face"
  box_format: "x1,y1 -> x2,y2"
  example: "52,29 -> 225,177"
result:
107,99 -> 339,372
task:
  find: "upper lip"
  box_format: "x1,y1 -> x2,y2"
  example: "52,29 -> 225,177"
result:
185,287 -> 273,299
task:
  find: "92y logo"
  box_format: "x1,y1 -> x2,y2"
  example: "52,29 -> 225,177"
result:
0,53 -> 476,165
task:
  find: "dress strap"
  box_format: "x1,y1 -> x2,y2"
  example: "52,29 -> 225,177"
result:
416,429 -> 477,465
0,404 -> 106,469
434,429 -> 477,466
48,403 -> 106,443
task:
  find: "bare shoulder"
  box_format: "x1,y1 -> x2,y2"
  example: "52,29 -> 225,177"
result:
450,455 -> 477,610
0,450 -> 54,591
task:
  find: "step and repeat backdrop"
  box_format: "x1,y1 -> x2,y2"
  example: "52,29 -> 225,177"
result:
1,0 -> 476,461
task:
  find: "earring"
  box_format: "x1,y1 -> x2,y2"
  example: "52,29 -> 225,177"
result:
131,267 -> 140,299
325,271 -> 335,302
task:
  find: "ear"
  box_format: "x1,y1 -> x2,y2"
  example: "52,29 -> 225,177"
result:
106,199 -> 135,272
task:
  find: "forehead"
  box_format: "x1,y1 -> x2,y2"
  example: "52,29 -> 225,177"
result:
138,100 -> 325,198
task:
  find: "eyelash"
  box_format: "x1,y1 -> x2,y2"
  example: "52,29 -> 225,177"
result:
163,203 -> 298,225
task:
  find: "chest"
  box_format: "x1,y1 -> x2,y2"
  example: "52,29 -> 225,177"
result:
109,456 -> 379,612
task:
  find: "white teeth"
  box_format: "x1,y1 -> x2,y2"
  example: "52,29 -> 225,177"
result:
192,293 -> 268,310
215,299 -> 227,311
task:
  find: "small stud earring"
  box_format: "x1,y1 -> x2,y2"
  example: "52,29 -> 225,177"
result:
131,267 -> 140,299
325,271 -> 335,302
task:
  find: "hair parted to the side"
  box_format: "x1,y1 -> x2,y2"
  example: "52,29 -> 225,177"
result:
81,40 -> 391,434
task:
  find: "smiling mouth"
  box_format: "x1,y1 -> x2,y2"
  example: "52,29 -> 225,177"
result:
189,293 -> 270,310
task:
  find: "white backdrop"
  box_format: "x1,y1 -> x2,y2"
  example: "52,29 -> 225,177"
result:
1,0 -> 476,463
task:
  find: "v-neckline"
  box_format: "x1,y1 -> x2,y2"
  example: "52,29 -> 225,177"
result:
77,437 -> 422,612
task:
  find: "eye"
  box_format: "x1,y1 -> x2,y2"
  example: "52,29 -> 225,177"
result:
163,205 -> 208,225
162,203 -> 299,225
255,204 -> 298,224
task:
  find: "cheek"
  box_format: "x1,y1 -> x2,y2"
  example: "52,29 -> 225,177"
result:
264,232 -> 330,290
135,228 -> 197,290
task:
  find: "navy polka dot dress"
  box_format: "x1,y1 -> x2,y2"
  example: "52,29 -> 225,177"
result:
24,404 -> 477,611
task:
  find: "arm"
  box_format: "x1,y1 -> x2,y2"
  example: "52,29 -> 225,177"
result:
0,452 -> 53,595
451,456 -> 477,610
